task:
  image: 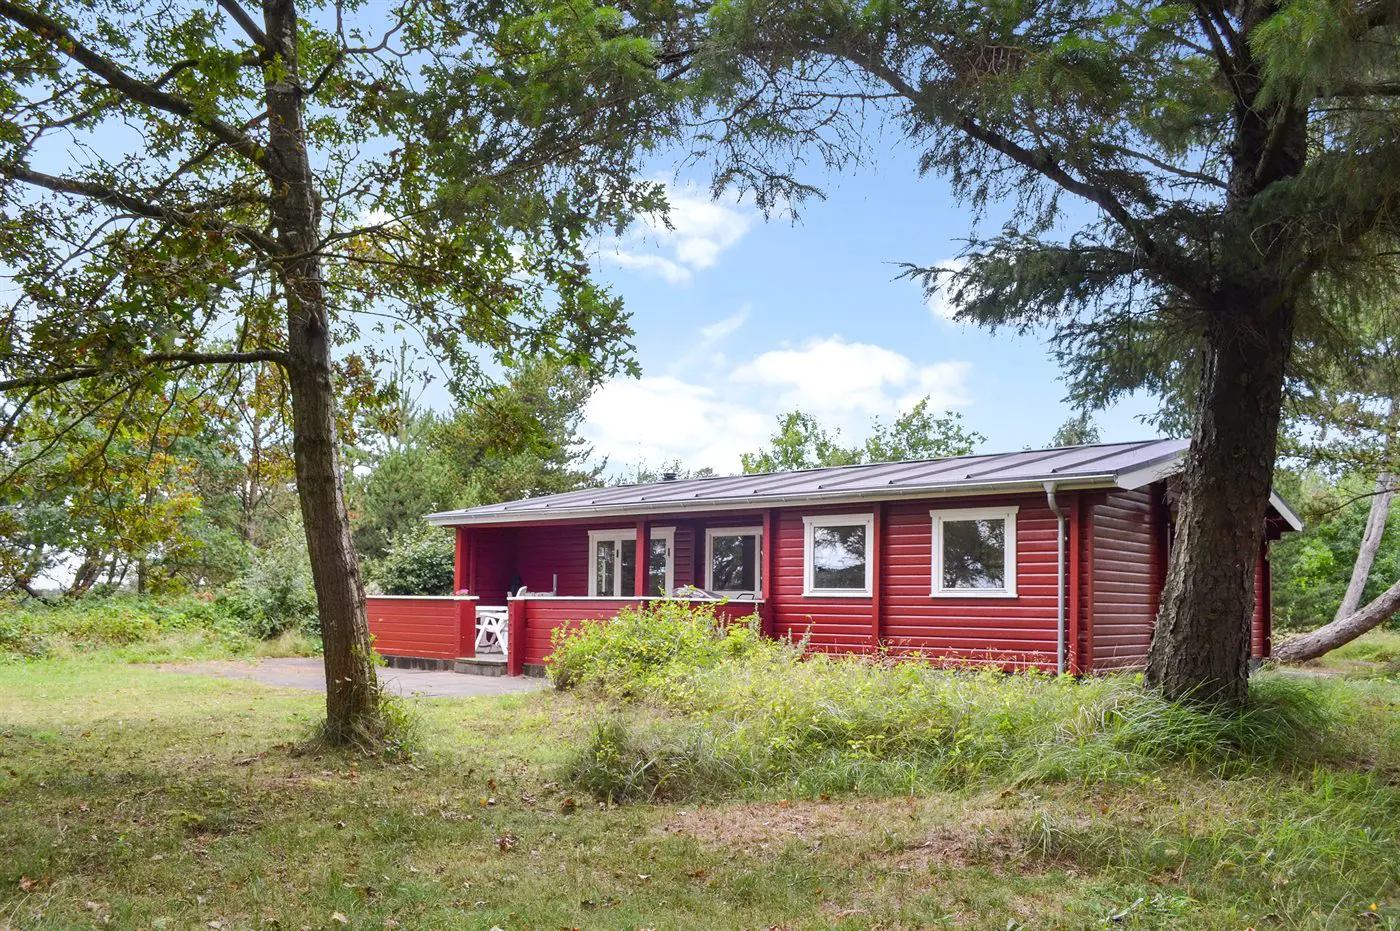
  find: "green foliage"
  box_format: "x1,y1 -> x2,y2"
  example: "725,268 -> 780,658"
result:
351,440 -> 462,560
371,523 -> 457,596
563,641 -> 1348,803
0,593 -> 320,663
427,360 -> 607,503
219,531 -> 320,640
1051,411 -> 1102,447
1271,470 -> 1400,630
547,600 -> 768,694
740,399 -> 983,473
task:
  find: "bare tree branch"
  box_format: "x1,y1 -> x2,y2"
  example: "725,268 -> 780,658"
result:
0,349 -> 290,392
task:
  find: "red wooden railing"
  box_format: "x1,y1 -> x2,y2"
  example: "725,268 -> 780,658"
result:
365,595 -> 476,661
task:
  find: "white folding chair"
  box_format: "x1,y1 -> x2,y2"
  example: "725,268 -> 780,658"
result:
476,609 -> 509,655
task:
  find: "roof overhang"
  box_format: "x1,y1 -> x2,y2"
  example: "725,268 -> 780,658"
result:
1269,491 -> 1304,532
1110,445 -> 1303,532
426,474 -> 1126,527
426,440 -> 1303,532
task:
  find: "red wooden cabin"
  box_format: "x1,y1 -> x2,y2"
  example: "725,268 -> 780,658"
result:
365,439 -> 1300,677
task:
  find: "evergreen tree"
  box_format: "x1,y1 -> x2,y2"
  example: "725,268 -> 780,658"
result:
684,0 -> 1400,702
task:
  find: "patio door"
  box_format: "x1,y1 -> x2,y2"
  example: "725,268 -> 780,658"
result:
589,527 -> 674,597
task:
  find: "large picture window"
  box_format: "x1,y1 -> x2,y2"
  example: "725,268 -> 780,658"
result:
930,507 -> 1018,597
589,527 -> 674,597
802,514 -> 873,597
705,527 -> 761,596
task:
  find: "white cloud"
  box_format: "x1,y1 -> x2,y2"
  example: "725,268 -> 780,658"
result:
924,257 -> 971,322
700,305 -> 750,343
609,251 -> 692,285
585,335 -> 974,476
604,181 -> 754,285
582,376 -> 771,473
668,305 -> 752,376
732,336 -> 971,421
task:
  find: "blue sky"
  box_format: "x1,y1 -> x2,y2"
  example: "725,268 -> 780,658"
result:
576,142 -> 1165,477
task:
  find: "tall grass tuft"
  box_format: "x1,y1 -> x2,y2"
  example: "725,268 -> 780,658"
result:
554,603 -> 1357,802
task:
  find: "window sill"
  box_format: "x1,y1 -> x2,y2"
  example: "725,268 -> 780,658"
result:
802,590 -> 873,599
928,590 -> 1019,599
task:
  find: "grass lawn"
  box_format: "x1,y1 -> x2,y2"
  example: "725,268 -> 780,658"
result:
2,654 -> 1400,929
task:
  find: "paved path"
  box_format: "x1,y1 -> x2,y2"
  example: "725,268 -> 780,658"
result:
158,657 -> 547,698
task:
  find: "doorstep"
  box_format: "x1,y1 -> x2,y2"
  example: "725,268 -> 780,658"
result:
456,655 -> 507,677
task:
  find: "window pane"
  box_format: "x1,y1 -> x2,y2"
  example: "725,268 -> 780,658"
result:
710,533 -> 756,592
620,539 -> 637,598
648,538 -> 669,597
811,524 -> 867,590
595,540 -> 616,597
942,518 -> 1006,590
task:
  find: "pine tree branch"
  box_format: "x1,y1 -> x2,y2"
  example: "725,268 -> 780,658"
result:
833,45 -> 1208,305
0,350 -> 290,392
0,0 -> 266,166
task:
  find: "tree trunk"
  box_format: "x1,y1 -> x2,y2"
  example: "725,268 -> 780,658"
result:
1145,303 -> 1297,705
261,0 -> 379,743
1275,576 -> 1400,663
1334,471 -> 1395,622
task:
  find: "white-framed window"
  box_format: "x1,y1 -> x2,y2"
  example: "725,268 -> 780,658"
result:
802,514 -> 874,597
705,526 -> 762,597
588,527 -> 674,597
930,506 -> 1018,597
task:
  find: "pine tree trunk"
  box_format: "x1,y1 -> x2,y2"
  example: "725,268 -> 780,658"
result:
1334,471 -> 1395,622
1145,304 -> 1297,705
261,0 -> 379,743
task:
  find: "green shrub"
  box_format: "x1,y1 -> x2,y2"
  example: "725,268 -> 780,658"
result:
563,640 -> 1348,803
547,599 -> 769,695
371,523 -> 455,596
0,591 -> 321,662
219,533 -> 319,639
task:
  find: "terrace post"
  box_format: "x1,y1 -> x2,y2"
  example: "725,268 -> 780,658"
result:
761,509 -> 775,638
454,527 -> 470,592
456,597 -> 476,659
507,598 -> 526,676
635,519 -> 650,597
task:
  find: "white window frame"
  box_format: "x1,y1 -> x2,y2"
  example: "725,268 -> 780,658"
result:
704,526 -> 762,597
802,513 -> 874,598
930,506 -> 1018,598
588,527 -> 675,597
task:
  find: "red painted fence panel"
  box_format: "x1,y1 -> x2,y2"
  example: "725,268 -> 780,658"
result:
514,597 -> 763,668
366,596 -> 476,661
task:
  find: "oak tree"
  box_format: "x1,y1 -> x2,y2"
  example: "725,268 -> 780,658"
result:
0,0 -> 679,740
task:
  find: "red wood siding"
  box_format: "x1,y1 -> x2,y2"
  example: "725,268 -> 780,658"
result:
1252,546 -> 1269,659
451,488 -> 1283,675
515,598 -> 762,666
768,495 -> 1063,669
470,527 -> 515,602
366,596 -> 474,660
495,521 -> 703,598
1090,488 -> 1165,671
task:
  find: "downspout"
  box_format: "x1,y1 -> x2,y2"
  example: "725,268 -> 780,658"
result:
1044,481 -> 1067,675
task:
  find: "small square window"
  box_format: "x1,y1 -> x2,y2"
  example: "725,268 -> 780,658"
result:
706,528 -> 761,596
931,507 -> 1018,597
803,514 -> 873,596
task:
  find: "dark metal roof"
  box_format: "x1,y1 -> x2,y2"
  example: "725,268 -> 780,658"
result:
427,438 -> 1196,526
